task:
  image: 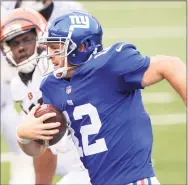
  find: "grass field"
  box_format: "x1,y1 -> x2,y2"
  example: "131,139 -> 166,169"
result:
1,1 -> 186,185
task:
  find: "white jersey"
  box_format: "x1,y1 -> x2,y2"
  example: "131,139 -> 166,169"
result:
10,58 -> 87,173
10,64 -> 43,114
48,1 -> 87,24
1,1 -> 16,17
1,54 -> 17,107
1,1 -> 16,11
1,80 -> 12,108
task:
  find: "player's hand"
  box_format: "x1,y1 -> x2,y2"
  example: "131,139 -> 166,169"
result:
17,104 -> 61,141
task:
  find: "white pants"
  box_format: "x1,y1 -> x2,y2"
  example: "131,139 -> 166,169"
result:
56,170 -> 91,185
1,103 -> 35,184
50,131 -> 91,184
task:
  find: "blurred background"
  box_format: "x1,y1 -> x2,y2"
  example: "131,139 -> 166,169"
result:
1,1 -> 186,184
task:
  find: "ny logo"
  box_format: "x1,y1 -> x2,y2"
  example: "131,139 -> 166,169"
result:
69,15 -> 89,29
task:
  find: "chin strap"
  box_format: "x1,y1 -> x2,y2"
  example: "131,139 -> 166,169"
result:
53,27 -> 75,79
53,66 -> 73,79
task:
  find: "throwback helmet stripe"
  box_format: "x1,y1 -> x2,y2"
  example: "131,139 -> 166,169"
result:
0,8 -> 47,74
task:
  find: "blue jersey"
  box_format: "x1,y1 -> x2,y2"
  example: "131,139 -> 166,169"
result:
40,42 -> 155,185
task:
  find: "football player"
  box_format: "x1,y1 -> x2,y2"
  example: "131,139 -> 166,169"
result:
1,3 -> 36,185
0,9 -> 90,185
16,11 -> 186,185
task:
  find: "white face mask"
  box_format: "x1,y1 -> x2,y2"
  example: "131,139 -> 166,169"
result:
3,41 -> 39,74
2,28 -> 45,74
37,28 -> 77,79
16,54 -> 38,73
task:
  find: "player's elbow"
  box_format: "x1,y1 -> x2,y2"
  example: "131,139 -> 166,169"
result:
166,56 -> 184,68
156,56 -> 185,77
18,141 -> 47,158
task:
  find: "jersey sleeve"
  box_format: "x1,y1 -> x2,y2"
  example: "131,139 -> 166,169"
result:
42,90 -> 52,104
40,75 -> 55,105
40,80 -> 53,105
40,74 -> 66,111
107,42 -> 150,91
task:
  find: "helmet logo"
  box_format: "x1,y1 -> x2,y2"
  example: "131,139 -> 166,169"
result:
69,15 -> 89,29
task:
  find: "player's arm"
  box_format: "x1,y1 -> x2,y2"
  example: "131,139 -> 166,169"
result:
141,56 -> 186,105
110,43 -> 186,106
33,148 -> 57,185
17,139 -> 47,157
16,104 -> 60,157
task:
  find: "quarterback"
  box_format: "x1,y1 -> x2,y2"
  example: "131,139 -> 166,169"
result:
0,9 -> 90,185
16,11 -> 186,185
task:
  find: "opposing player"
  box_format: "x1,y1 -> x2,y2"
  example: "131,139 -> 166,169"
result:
1,4 -> 37,185
16,11 -> 186,185
0,9 -> 90,185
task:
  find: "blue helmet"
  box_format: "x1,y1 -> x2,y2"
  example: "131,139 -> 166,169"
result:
45,11 -> 103,66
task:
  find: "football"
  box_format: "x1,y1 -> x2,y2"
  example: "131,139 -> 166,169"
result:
34,104 -> 67,146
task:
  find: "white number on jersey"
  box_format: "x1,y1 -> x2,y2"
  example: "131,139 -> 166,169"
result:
66,103 -> 108,157
94,46 -> 112,59
63,111 -> 84,157
73,103 -> 108,156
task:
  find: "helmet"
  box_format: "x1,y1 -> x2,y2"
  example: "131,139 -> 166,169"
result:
39,11 -> 103,78
0,8 -> 47,73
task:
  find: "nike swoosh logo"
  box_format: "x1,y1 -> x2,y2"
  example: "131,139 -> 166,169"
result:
116,43 -> 125,52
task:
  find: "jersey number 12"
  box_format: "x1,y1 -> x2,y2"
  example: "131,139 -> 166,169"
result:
65,103 -> 108,157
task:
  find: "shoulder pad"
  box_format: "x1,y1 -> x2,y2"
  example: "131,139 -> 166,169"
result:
112,42 -> 136,53
40,74 -> 56,91
92,42 -> 136,64
10,75 -> 27,101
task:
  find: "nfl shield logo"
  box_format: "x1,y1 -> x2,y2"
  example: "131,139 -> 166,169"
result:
66,86 -> 72,94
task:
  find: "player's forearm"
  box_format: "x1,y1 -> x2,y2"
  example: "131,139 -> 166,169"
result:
18,140 -> 46,157
162,57 -> 186,105
34,149 -> 57,185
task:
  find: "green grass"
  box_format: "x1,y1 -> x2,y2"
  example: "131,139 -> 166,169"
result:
1,162 -> 10,185
152,124 -> 186,184
1,1 -> 186,185
82,2 -> 186,27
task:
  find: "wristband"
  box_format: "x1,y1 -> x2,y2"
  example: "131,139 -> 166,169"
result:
16,127 -> 31,144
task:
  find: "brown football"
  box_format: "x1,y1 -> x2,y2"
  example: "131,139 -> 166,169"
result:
34,104 -> 67,146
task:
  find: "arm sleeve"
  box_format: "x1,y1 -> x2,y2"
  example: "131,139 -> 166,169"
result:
108,43 -> 150,90
41,88 -> 53,105
40,76 -> 56,106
